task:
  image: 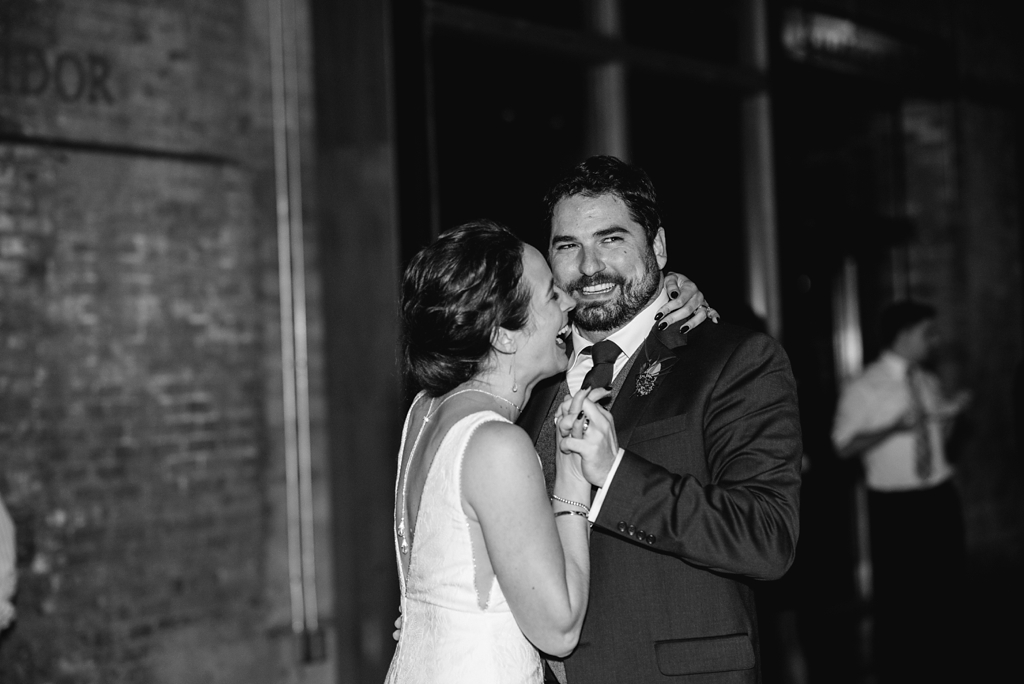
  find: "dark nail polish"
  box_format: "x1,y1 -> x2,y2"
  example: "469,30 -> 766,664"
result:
577,411 -> 585,420
654,312 -> 663,321
657,321 -> 667,331
604,385 -> 613,391
669,291 -> 679,299
680,325 -> 690,334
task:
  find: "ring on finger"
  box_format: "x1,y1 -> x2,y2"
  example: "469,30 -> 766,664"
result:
581,416 -> 590,434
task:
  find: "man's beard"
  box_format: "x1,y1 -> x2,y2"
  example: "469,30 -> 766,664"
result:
566,248 -> 661,333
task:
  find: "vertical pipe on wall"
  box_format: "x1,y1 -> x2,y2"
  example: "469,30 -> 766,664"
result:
833,258 -> 865,384
740,0 -> 782,338
268,0 -> 322,660
833,256 -> 872,666
586,0 -> 629,160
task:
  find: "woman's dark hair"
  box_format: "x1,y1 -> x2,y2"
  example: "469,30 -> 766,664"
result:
401,220 -> 532,396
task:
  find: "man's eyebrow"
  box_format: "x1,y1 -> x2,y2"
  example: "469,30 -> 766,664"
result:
551,225 -> 630,245
593,226 -> 630,238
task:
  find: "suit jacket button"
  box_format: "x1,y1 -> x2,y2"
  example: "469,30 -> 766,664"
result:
647,533 -> 656,544
617,521 -> 627,533
627,525 -> 636,536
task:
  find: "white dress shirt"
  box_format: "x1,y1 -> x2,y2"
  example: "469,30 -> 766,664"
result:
566,290 -> 668,520
0,494 -> 16,630
832,351 -> 955,491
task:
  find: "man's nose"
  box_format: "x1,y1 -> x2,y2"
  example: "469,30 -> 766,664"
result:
579,247 -> 604,276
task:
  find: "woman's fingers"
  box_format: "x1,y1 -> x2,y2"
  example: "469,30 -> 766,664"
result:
663,272 -> 699,304
571,411 -> 588,440
561,392 -> 611,442
657,299 -> 720,332
559,396 -> 619,486
571,387 -> 611,437
655,272 -> 719,331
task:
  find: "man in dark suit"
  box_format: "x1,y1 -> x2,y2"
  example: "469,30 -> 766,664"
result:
520,156 -> 802,683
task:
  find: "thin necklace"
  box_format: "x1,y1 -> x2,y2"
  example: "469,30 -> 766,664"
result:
461,386 -> 521,415
396,387 -> 520,555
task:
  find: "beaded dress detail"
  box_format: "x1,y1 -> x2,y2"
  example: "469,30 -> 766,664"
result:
385,394 -> 542,684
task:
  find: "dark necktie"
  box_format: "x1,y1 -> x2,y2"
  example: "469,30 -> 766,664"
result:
580,340 -> 622,391
907,366 -> 933,479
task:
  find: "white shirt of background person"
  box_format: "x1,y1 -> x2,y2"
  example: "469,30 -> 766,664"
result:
0,494 -> 16,630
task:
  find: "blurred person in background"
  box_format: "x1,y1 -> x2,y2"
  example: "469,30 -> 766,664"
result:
832,300 -> 971,684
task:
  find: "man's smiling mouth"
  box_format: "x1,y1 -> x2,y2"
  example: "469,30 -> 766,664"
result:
579,282 -> 616,296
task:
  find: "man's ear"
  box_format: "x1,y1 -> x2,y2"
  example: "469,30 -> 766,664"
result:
653,227 -> 668,270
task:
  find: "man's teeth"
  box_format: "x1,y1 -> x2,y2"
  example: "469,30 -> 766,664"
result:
582,283 -> 615,295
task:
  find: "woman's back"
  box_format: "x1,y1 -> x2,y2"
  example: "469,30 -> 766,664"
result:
386,398 -> 543,684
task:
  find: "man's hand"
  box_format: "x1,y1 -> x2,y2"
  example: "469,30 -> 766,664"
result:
556,388 -> 619,487
656,272 -> 719,332
943,389 -> 973,417
836,410 -> 917,459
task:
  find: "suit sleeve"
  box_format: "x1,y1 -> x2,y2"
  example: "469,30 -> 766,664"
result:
594,334 -> 802,581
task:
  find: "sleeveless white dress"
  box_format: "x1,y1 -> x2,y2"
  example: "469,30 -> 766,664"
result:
385,403 -> 543,684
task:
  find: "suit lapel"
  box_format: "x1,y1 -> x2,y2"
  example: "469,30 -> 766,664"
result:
520,323 -> 688,456
611,325 -> 687,447
519,372 -> 564,444
519,331 -> 575,443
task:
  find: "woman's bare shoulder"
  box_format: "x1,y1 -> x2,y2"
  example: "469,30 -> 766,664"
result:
465,419 -> 535,463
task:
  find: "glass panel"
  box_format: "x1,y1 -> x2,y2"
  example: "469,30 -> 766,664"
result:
629,70 -> 746,318
621,0 -> 741,67
439,0 -> 588,32
432,32 -> 588,250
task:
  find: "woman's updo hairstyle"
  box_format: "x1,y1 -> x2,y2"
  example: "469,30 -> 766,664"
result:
401,220 -> 532,396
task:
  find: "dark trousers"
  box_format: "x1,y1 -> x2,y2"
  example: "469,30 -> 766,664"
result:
868,481 -> 966,684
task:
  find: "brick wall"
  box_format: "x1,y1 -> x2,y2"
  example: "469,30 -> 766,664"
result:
901,98 -> 1024,565
0,148 -> 264,679
0,1 -> 332,682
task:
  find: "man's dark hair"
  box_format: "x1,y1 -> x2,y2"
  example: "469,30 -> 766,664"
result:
543,155 -> 662,245
878,300 -> 937,350
401,220 -> 531,396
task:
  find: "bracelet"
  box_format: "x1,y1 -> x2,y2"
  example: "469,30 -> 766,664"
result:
554,510 -> 589,519
550,495 -> 590,513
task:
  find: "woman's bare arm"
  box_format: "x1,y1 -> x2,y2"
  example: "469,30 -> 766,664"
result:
462,423 -> 591,657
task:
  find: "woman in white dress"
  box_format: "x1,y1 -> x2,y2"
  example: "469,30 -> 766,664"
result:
386,220 -> 708,683
387,220 -> 603,683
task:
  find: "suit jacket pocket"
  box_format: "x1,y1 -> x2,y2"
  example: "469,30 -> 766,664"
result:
654,633 -> 754,675
628,414 -> 688,446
